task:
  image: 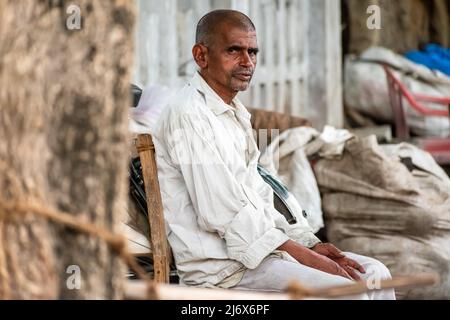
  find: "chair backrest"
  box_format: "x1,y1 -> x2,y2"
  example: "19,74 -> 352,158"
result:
135,133 -> 170,283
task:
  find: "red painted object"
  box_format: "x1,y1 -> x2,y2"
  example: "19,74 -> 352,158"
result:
383,65 -> 450,165
414,138 -> 450,165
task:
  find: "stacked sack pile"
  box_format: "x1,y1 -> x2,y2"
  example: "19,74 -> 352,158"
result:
315,135 -> 450,299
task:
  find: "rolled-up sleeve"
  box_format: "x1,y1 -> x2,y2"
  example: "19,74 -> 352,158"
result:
165,113 -> 289,269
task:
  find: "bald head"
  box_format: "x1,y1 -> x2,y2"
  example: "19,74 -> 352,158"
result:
195,10 -> 255,47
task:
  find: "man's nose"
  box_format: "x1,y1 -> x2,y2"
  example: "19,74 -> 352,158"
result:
240,51 -> 255,68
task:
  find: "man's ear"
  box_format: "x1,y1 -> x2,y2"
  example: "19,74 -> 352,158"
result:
192,44 -> 208,69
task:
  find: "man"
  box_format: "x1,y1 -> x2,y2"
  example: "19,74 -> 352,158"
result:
153,10 -> 395,299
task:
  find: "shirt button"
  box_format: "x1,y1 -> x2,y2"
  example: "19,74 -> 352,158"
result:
241,199 -> 247,206
302,210 -> 308,218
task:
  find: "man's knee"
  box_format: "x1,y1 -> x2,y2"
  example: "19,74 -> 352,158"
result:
359,258 -> 396,300
359,257 -> 392,290
368,258 -> 391,278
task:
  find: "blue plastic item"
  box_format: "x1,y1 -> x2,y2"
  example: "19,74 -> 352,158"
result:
405,43 -> 450,77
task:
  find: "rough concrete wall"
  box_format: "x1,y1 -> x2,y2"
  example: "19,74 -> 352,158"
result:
0,0 -> 135,299
344,0 -> 450,55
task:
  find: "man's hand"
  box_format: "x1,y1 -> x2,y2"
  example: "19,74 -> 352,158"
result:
278,240 -> 353,281
331,256 -> 366,281
311,243 -> 365,281
311,243 -> 345,259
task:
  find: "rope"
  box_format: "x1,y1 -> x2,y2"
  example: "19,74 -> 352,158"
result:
0,198 -> 157,299
286,281 -> 314,300
287,273 -> 439,299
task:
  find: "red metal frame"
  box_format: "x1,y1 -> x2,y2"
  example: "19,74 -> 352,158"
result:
384,66 -> 449,119
383,65 -> 450,165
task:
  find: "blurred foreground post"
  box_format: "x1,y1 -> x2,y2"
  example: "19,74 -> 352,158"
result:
0,0 -> 135,299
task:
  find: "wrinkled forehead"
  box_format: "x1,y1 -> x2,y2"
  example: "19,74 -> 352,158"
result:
215,22 -> 258,47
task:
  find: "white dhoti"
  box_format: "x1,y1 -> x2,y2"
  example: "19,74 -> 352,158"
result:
231,252 -> 396,300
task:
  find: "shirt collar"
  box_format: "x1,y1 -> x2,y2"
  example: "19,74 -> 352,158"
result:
190,71 -> 252,121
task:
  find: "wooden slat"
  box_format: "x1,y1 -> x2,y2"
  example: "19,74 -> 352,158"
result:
231,0 -> 249,13
249,0 -> 262,109
147,14 -> 159,84
263,2 -> 274,110
167,0 -> 178,87
136,134 -> 170,283
291,0 -> 305,117
277,0 -> 287,113
325,0 -> 343,127
185,9 -> 196,79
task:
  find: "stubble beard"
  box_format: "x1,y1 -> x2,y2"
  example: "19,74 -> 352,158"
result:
229,71 -> 254,92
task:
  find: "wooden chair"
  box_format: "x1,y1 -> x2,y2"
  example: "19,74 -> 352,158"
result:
135,134 -> 171,283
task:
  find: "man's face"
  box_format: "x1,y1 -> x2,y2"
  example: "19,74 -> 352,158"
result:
201,24 -> 258,99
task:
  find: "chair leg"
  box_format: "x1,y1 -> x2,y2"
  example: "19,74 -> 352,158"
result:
136,134 -> 170,283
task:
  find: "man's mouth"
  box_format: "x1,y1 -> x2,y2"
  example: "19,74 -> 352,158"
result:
234,73 -> 252,81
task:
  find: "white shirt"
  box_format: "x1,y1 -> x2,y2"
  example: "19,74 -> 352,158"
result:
153,72 -> 320,287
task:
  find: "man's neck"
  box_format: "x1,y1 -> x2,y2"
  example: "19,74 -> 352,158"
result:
199,71 -> 237,105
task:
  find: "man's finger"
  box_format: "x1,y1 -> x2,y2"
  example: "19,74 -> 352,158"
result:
344,266 -> 361,281
339,268 -> 353,281
327,244 -> 345,258
347,258 -> 366,273
334,264 -> 353,281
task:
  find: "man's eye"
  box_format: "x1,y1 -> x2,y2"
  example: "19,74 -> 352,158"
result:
228,48 -> 238,53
